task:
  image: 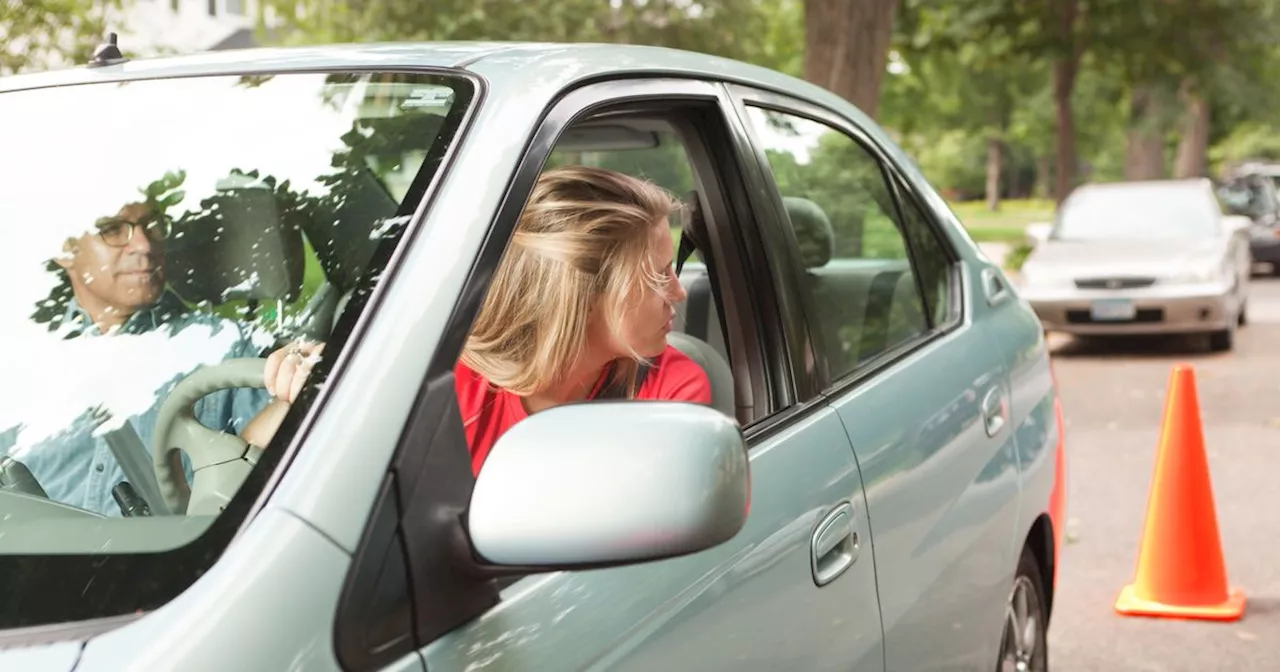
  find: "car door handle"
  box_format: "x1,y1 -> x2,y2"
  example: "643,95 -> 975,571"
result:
982,267 -> 1011,307
982,386 -> 1007,437
811,501 -> 859,586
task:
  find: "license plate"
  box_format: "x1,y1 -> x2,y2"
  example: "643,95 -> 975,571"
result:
1090,298 -> 1136,321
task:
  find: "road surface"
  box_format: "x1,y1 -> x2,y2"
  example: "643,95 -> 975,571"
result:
1047,274 -> 1280,671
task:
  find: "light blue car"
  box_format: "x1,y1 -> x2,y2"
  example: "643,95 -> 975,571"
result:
0,38 -> 1067,672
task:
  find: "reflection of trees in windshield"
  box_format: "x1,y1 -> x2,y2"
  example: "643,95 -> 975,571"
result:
31,88 -> 449,351
14,73 -> 463,470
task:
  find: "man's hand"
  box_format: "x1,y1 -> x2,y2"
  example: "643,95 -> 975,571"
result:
241,339 -> 326,448
263,339 -> 326,404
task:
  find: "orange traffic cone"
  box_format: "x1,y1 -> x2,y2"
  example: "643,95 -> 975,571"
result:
1115,364 -> 1246,621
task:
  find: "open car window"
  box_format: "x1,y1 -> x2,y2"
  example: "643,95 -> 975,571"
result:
0,70 -> 472,629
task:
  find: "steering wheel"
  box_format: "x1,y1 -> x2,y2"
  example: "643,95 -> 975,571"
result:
153,358 -> 268,516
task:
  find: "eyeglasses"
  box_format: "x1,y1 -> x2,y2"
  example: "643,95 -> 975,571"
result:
95,215 -> 172,247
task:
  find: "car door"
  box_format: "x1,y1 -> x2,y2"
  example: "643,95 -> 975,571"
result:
398,77 -> 886,671
730,87 -> 1024,671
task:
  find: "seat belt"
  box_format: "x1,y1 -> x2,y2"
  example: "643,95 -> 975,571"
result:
674,191 -> 729,353
675,191 -> 708,276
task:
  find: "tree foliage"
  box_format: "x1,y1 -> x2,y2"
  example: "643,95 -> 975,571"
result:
0,0 -> 122,76
256,0 -> 800,73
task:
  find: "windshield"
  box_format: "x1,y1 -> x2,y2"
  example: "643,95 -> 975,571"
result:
1052,184 -> 1220,240
0,70 -> 471,628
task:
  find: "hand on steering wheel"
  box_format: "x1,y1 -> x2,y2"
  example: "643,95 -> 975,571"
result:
153,339 -> 327,516
264,339 -> 326,404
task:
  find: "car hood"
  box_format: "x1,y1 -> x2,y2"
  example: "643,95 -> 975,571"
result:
0,641 -> 83,672
1026,238 -> 1224,278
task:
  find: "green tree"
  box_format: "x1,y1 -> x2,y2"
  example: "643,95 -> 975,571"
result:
887,1 -> 1049,209
255,0 -> 798,73
1,0 -> 123,75
802,0 -> 899,119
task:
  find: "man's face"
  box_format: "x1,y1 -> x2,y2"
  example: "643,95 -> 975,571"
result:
57,203 -> 167,322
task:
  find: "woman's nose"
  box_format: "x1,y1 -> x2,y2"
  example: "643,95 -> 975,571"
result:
669,274 -> 688,303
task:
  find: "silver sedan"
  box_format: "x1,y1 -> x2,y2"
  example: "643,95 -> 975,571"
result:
1017,178 -> 1252,351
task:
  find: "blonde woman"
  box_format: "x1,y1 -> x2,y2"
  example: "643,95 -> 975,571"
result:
256,166 -> 712,472
455,165 -> 712,474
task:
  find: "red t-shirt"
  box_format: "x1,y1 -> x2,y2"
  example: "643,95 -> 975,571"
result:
455,345 -> 713,475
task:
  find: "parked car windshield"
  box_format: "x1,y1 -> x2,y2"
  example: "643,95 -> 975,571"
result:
1217,177 -> 1276,218
0,70 -> 471,629
1052,185 -> 1220,240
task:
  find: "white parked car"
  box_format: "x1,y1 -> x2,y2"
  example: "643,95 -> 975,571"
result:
1018,178 -> 1252,351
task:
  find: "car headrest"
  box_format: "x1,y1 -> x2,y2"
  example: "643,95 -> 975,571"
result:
166,185 -> 305,305
303,167 -> 397,294
302,112 -> 447,293
783,196 -> 834,268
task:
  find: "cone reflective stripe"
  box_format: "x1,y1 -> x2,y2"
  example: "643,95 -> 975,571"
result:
1115,364 -> 1246,621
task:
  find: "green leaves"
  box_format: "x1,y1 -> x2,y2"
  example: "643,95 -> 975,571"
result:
256,0 -> 801,73
140,170 -> 188,212
0,0 -> 123,75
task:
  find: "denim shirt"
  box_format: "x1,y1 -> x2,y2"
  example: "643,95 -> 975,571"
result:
0,293 -> 273,517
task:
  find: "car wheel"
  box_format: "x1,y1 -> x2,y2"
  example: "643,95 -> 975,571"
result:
1238,301 -> 1248,327
1209,327 -> 1235,352
997,548 -> 1049,672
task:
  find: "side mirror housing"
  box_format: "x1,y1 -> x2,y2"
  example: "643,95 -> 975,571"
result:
1025,222 -> 1052,246
467,401 -> 750,570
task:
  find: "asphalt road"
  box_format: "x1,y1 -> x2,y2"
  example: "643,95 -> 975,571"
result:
1046,272 -> 1280,671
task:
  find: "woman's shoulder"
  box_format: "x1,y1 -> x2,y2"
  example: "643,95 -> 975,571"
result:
454,360 -> 493,403
653,343 -> 700,369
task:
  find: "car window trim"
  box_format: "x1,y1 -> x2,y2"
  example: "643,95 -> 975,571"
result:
724,83 -> 964,395
886,183 -> 966,332
714,87 -> 823,404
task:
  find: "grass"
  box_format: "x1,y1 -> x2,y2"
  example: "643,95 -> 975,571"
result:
948,198 -> 1056,244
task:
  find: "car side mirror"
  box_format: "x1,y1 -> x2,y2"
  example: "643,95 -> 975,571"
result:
1025,222 -> 1052,246
466,401 -> 750,570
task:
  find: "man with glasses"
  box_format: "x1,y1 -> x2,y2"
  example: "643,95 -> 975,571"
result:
1,201 -> 317,517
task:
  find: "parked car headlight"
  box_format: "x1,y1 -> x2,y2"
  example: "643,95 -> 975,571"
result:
1169,261 -> 1226,284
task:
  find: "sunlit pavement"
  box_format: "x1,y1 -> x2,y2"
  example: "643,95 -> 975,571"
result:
1046,273 -> 1280,670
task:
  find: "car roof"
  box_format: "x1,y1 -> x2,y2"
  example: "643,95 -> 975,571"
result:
1,40 -> 928,222
0,40 -> 841,109
1072,178 -> 1214,196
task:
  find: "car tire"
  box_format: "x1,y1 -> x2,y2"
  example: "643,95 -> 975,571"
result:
1209,327 -> 1235,352
1238,301 -> 1248,327
997,547 -> 1049,672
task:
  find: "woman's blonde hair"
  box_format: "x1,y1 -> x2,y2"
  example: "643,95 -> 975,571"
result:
460,165 -> 679,397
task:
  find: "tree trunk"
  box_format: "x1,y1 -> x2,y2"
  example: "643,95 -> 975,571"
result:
1051,0 -> 1080,205
802,0 -> 899,120
986,138 -> 1003,211
1123,83 -> 1168,180
1174,80 -> 1211,179
1035,154 -> 1053,200
1052,58 -> 1078,204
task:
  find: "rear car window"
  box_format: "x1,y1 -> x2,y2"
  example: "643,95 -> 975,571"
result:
0,70 -> 473,629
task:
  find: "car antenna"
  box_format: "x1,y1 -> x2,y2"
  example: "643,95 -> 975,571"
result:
87,32 -> 129,68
